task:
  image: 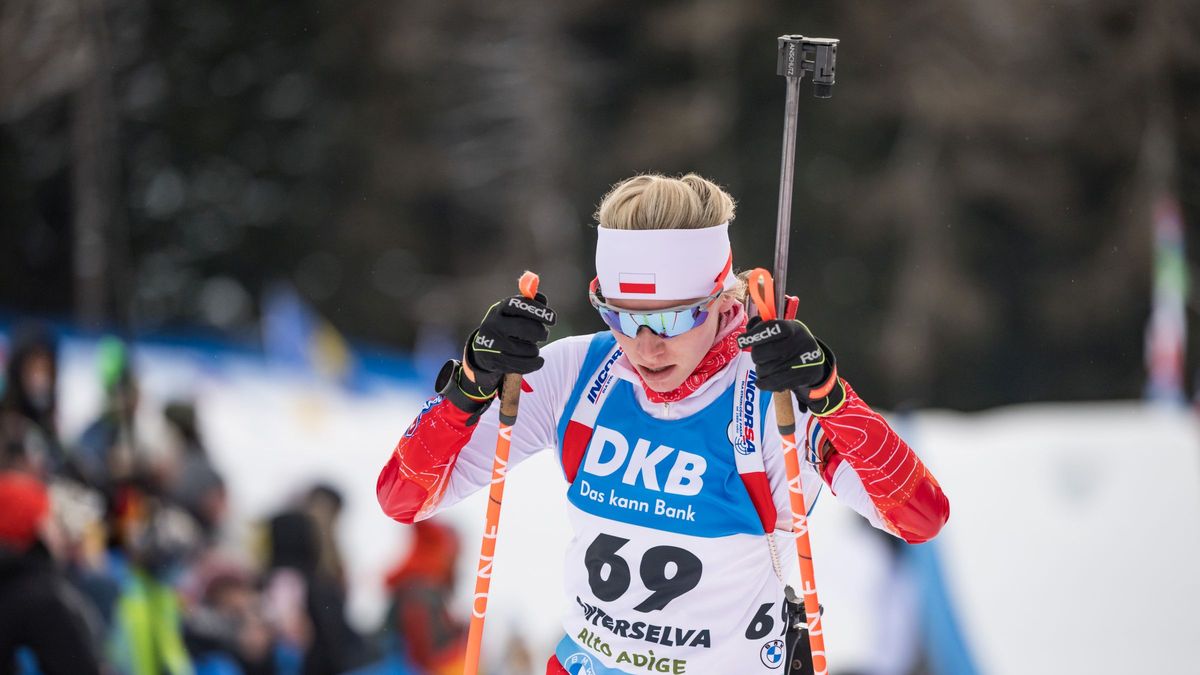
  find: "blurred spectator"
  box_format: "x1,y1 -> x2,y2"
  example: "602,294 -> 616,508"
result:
0,470 -> 103,675
183,558 -> 287,675
302,483 -> 345,587
383,519 -> 465,675
2,389 -> 114,633
0,322 -> 63,473
76,337 -> 140,494
1,412 -> 46,475
54,476 -> 121,633
265,510 -> 372,675
164,400 -> 228,541
107,486 -> 204,675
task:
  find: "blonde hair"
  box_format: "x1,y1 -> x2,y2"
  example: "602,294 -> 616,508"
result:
596,173 -> 748,301
595,173 -> 735,232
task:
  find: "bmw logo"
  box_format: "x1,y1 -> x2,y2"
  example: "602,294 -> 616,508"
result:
563,653 -> 597,675
760,639 -> 785,669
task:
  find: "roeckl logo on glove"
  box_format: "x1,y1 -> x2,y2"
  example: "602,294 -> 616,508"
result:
737,323 -> 783,349
799,349 -> 823,364
474,333 -> 495,349
508,297 -> 555,322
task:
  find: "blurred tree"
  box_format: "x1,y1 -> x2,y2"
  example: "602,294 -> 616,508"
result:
1,0 -> 1199,409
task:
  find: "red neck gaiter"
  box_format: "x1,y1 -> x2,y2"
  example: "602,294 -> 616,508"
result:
637,303 -> 748,404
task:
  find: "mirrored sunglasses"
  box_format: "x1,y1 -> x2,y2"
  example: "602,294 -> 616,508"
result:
588,278 -> 719,339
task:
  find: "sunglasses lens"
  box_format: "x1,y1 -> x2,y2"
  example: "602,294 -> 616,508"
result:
681,308 -> 709,335
596,305 -> 711,339
597,309 -> 624,333
627,312 -> 663,337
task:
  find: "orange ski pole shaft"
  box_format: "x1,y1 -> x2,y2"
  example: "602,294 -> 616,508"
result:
463,270 -> 540,675
748,268 -> 828,675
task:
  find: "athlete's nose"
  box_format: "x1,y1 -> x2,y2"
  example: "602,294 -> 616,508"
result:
633,327 -> 667,359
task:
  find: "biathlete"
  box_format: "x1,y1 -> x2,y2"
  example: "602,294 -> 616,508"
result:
377,173 -> 950,674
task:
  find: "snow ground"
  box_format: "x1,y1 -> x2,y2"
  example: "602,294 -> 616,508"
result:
54,337 -> 1200,674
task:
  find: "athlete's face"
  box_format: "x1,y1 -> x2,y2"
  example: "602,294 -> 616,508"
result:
607,294 -> 736,393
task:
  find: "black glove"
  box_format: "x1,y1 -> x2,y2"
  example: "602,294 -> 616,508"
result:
437,293 -> 556,420
737,317 -> 846,416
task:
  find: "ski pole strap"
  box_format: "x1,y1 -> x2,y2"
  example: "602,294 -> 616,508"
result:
748,268 -> 779,321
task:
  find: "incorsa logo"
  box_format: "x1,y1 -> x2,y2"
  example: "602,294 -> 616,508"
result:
509,297 -> 555,322
587,350 -> 622,404
731,370 -> 758,455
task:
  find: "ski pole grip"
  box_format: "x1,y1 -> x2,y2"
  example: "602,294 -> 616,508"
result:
746,269 -> 798,429
774,390 -> 797,431
499,374 -> 523,421
499,271 -> 540,421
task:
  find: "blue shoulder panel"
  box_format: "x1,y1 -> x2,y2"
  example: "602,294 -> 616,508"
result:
556,332 -> 618,461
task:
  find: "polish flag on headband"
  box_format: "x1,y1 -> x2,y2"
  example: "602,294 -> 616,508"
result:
618,273 -> 656,294
596,223 -> 736,301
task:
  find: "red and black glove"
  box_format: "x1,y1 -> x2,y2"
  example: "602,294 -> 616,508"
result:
738,317 -> 846,416
435,293 -> 556,420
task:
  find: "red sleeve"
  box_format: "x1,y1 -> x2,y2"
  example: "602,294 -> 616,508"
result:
811,381 -> 949,544
377,395 -> 478,524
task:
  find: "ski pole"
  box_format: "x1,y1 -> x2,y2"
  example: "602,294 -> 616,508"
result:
762,34 -> 839,675
463,270 -> 540,675
772,34 -> 837,307
748,269 -> 828,675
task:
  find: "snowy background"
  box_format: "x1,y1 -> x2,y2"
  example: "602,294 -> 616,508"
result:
50,332 -> 1200,674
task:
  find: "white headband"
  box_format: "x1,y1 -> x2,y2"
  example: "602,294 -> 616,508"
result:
595,223 -> 736,301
